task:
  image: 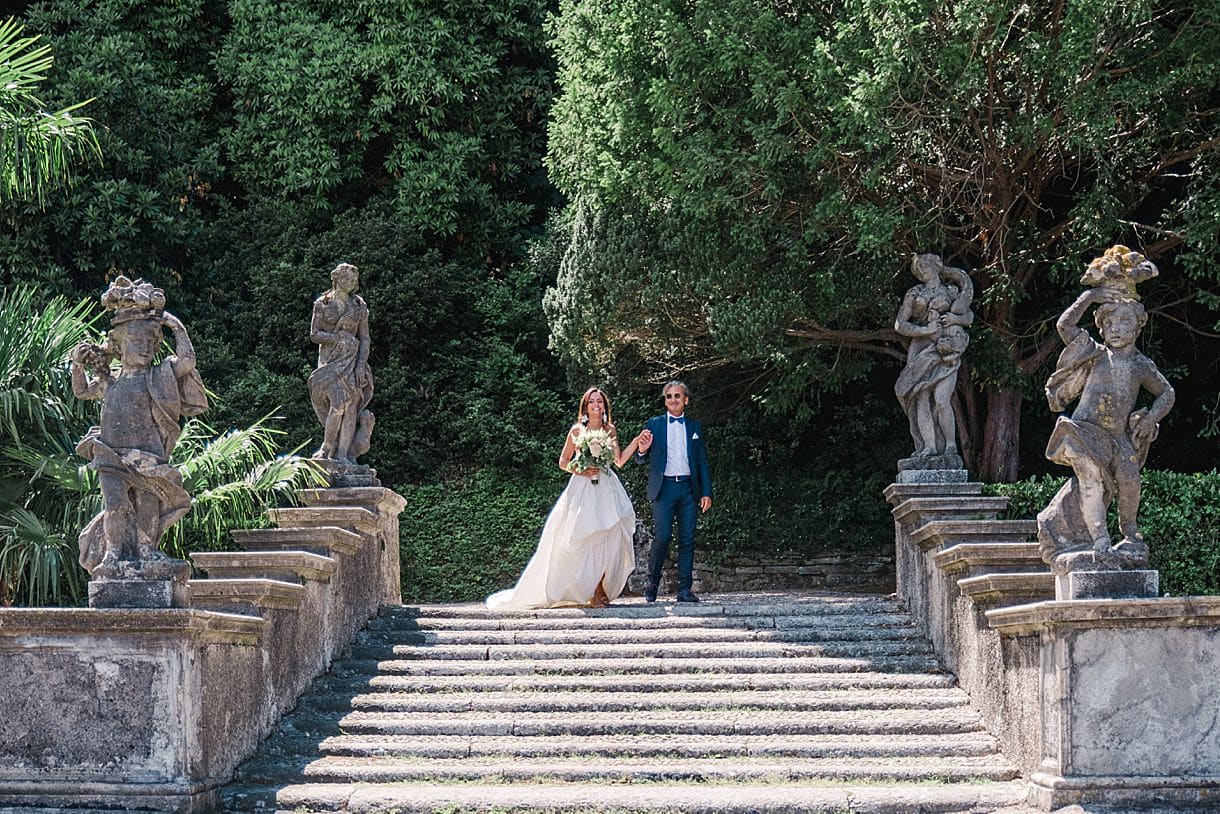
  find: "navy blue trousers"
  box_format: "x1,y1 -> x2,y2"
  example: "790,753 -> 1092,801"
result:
649,477 -> 698,593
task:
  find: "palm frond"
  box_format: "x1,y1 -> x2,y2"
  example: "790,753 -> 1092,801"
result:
0,17 -> 102,206
0,505 -> 85,606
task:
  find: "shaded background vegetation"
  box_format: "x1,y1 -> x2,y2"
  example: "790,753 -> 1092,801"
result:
3,0 -> 1219,602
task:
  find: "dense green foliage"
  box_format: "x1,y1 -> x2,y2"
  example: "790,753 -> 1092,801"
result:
544,0 -> 1220,482
6,0 -> 564,486
988,471 -> 1220,596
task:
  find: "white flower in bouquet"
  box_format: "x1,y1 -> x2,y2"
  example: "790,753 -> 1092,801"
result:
571,428 -> 614,484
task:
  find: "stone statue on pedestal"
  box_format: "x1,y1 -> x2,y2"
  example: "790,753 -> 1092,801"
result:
894,253 -> 974,475
1037,245 -> 1174,579
308,263 -> 378,486
71,277 -> 207,607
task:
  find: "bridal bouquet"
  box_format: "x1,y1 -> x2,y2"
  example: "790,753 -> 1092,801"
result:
570,428 -> 614,484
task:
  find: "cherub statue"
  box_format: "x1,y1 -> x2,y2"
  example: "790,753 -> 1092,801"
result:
308,263 -> 375,464
894,253 -> 974,467
1037,246 -> 1174,574
71,277 -> 208,580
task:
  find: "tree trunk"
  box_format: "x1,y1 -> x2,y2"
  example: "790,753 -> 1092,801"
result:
954,362 -> 982,472
978,387 -> 1023,482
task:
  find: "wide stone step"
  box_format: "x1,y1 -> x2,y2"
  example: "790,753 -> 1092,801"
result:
331,654 -> 947,677
310,670 -> 958,695
236,753 -> 1018,785
347,639 -> 934,662
356,624 -> 921,646
222,779 -> 1031,813
384,596 -> 909,620
313,731 -> 1003,760
313,707 -> 989,737
367,611 -> 919,632
299,687 -> 972,714
370,610 -> 917,634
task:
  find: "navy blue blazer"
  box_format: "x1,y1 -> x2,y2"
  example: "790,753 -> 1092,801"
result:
634,414 -> 713,503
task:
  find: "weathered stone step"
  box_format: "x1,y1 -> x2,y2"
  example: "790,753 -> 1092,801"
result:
331,654 -> 947,677
312,668 -> 958,695
310,669 -> 958,695
890,495 -> 1010,525
347,639 -> 934,662
229,526 -> 363,557
367,612 -> 919,632
267,506 -> 378,536
911,519 -> 1036,551
299,687 -> 971,714
191,550 -> 336,583
222,779 -> 1031,814
312,731 -> 1003,760
958,571 -> 1055,606
317,707 -> 988,737
236,753 -> 1018,785
383,596 -> 909,620
932,541 -> 1044,577
356,624 -> 921,646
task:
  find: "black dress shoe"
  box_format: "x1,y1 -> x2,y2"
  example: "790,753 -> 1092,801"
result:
675,591 -> 700,603
644,586 -> 658,603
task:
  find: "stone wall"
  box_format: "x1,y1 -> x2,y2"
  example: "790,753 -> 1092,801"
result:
0,486 -> 405,814
625,522 -> 895,595
887,479 -> 1220,810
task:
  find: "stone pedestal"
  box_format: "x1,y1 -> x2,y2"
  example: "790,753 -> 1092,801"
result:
896,467 -> 969,484
988,597 -> 1220,810
1055,569 -> 1159,601
89,577 -> 189,608
315,458 -> 380,487
88,556 -> 193,609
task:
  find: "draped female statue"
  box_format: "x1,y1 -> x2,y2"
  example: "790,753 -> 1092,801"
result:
893,253 -> 974,469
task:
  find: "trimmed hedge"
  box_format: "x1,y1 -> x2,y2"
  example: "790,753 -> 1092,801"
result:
987,471 -> 1220,596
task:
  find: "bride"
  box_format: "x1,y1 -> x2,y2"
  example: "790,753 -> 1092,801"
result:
486,387 -> 647,610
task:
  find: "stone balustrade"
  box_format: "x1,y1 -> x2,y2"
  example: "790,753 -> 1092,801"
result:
888,477 -> 1220,810
0,486 -> 405,814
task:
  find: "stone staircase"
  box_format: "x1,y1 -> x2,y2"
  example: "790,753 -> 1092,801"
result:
221,592 -> 1034,813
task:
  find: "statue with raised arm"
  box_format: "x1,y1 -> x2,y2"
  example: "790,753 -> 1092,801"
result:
1037,245 -> 1174,575
308,263 -> 378,485
894,253 -> 974,470
71,277 -> 208,603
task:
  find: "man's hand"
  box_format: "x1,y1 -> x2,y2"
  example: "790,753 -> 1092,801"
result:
700,496 -> 712,513
637,429 -> 653,453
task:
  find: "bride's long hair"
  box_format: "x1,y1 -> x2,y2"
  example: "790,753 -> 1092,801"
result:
577,386 -> 614,432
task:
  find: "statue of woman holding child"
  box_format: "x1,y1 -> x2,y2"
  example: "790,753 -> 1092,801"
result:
893,253 -> 974,470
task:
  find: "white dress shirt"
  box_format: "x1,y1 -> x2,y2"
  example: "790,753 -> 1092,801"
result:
664,415 -> 691,477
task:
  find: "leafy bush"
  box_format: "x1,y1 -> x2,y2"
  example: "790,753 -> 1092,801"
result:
987,471 -> 1220,596
399,466 -> 561,603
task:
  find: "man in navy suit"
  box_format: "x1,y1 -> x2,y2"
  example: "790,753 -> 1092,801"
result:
634,380 -> 713,602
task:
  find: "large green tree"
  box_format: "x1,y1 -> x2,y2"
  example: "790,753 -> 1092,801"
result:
4,0 -> 566,487
544,0 -> 1220,480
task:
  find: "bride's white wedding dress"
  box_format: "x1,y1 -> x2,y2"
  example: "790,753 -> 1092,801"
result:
486,468 -> 636,610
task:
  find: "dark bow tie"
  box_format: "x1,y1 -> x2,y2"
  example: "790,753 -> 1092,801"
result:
669,416 -> 685,424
